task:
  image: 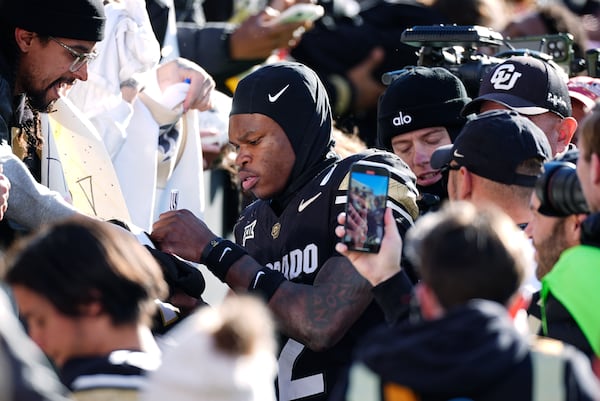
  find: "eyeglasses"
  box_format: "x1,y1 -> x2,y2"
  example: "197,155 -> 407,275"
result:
49,37 -> 97,72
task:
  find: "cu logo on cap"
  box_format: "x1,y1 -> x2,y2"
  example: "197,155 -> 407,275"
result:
393,111 -> 412,126
490,64 -> 523,90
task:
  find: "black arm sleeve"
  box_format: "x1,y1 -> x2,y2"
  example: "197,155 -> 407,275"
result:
371,271 -> 414,325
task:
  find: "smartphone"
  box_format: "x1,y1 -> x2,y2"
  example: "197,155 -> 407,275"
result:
265,3 -> 325,26
343,162 -> 390,253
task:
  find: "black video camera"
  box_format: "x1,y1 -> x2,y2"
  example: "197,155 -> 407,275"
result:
393,25 -> 580,97
535,149 -> 589,217
395,25 -> 506,97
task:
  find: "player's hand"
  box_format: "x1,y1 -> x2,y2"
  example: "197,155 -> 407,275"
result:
335,208 -> 402,286
150,209 -> 216,262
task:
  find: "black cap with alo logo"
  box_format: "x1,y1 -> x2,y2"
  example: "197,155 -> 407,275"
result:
377,66 -> 471,150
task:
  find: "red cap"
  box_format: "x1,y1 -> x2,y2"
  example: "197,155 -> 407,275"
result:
568,76 -> 600,110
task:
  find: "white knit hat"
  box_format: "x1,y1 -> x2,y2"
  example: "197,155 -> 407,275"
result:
141,296 -> 278,401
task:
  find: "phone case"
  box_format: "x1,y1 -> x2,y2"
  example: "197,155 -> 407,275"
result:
343,162 -> 390,253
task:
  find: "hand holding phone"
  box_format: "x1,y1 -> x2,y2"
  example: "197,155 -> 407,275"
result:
343,162 -> 390,253
264,3 -> 325,26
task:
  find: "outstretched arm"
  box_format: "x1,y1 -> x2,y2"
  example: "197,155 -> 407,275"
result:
335,208 -> 414,325
151,209 -> 373,351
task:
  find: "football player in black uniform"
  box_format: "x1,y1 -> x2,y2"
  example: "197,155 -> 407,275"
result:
151,61 -> 420,401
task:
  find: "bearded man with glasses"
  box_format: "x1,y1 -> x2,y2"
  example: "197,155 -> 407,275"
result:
0,0 -> 106,182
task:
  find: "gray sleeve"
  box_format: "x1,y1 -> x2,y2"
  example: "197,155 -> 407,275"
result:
0,145 -> 77,230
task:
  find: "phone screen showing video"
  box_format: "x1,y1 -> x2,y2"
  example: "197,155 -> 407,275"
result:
343,163 -> 390,253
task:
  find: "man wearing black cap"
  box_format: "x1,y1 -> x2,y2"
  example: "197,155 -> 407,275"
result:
461,55 -> 578,157
377,66 -> 471,212
0,7 -> 105,399
431,109 -> 552,294
0,0 -> 107,244
332,200 -> 600,401
151,61 -> 421,401
431,109 -> 552,228
0,0 -> 105,123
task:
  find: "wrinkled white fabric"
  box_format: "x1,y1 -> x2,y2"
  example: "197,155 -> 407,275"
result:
67,0 -> 160,157
65,0 -> 210,231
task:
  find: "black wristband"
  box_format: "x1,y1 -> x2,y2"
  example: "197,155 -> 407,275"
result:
248,267 -> 286,302
201,237 -> 224,263
201,238 -> 247,282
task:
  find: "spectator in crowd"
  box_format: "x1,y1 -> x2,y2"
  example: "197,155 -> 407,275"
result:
431,109 -> 551,230
567,76 -> 600,138
504,0 -> 537,15
165,0 -> 314,94
376,66 -> 471,212
527,150 -> 588,281
431,109 -> 551,293
461,55 -> 578,156
0,286 -> 75,401
0,165 -> 72,401
525,148 -> 593,358
501,2 -> 589,64
532,104 -> 600,362
2,216 -> 168,398
0,0 -> 101,245
0,0 -> 208,329
0,0 -> 213,187
566,0 -> 600,48
332,201 -> 600,401
65,0 -> 216,231
578,104 -> 600,212
150,61 -> 420,401
141,295 -> 278,401
429,0 -> 510,31
289,0 -> 448,146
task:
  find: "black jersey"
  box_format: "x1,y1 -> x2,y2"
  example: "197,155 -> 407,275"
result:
234,149 -> 419,401
60,349 -> 160,399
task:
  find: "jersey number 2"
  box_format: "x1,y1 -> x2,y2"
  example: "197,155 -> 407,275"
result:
278,339 -> 325,400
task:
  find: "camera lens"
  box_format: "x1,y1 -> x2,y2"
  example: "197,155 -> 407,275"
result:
535,161 -> 589,217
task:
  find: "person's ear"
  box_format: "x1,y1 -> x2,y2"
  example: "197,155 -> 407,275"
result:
571,213 -> 589,244
591,153 -> 600,186
14,28 -> 37,52
79,301 -> 102,317
415,283 -> 444,320
457,166 -> 473,200
557,117 -> 577,147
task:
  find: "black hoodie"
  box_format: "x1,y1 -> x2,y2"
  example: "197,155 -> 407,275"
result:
334,300 -> 599,401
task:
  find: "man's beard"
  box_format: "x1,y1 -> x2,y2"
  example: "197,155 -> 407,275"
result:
26,86 -> 56,113
20,72 -> 70,113
535,219 -> 569,280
